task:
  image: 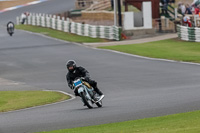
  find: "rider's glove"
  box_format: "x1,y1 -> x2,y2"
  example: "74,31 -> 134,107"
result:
84,77 -> 90,81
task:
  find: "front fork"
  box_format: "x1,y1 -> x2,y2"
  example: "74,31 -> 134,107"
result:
78,86 -> 96,103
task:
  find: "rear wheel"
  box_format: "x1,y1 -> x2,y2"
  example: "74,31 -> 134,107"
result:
80,92 -> 93,109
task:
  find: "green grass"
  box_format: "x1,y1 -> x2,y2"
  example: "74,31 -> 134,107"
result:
0,91 -> 70,112
16,25 -> 108,43
99,39 -> 200,63
38,110 -> 200,133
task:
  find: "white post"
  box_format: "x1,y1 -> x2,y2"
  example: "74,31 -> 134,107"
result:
123,12 -> 134,30
16,17 -> 19,25
175,8 -> 177,19
194,15 -> 199,27
143,1 -> 152,29
33,15 -> 36,26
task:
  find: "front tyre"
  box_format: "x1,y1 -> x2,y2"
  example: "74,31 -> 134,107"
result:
96,100 -> 102,107
80,92 -> 93,109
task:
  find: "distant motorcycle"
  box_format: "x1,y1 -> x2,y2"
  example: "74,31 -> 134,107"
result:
73,78 -> 103,109
7,21 -> 15,36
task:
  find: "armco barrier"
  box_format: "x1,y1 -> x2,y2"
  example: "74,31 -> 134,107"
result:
177,25 -> 200,42
16,13 -> 121,41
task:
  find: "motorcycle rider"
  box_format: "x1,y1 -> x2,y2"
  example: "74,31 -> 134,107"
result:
7,21 -> 14,36
66,60 -> 104,100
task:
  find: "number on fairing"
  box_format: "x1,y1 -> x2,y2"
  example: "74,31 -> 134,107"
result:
74,79 -> 82,87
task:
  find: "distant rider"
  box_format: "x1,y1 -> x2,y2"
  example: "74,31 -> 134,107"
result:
66,60 -> 105,100
7,21 -> 14,35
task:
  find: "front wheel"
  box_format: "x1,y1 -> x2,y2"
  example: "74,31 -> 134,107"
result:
80,92 -> 93,109
96,100 -> 102,107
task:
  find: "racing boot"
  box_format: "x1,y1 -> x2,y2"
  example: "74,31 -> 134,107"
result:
94,87 -> 104,102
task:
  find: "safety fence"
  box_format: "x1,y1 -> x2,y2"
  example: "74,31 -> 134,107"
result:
16,13 -> 121,41
177,25 -> 200,42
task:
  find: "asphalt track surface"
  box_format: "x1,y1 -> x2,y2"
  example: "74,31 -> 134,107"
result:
1,1 -> 200,133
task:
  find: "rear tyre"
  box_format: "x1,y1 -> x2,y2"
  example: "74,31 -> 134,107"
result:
80,92 -> 93,109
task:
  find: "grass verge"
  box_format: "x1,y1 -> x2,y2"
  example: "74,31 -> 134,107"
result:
0,91 -> 70,112
15,25 -> 108,43
38,110 -> 200,133
99,38 -> 200,63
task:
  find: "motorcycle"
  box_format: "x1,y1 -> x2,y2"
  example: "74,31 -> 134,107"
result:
73,78 -> 103,109
7,21 -> 15,36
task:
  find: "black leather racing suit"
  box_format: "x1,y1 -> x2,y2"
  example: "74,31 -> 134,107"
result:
66,66 -> 103,96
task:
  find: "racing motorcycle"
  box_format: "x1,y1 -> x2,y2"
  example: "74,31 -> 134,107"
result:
73,78 -> 103,109
7,21 -> 15,36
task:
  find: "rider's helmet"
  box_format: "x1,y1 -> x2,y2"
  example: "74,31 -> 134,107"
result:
66,60 -> 76,72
